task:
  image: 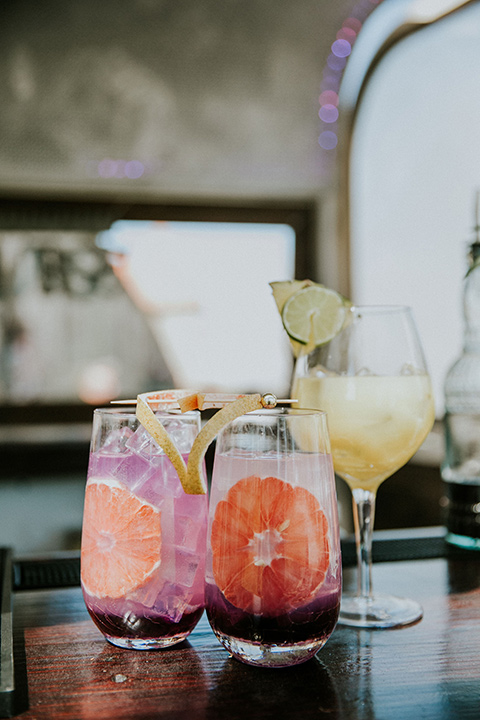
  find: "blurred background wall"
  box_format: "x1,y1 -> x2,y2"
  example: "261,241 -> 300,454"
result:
1,0 -> 479,553
0,0 -> 351,199
0,0 -> 363,553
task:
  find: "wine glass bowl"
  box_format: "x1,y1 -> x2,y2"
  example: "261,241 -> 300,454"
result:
292,306 -> 435,628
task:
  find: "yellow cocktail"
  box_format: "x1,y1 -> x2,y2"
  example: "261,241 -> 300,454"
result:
293,374 -> 435,493
285,301 -> 435,628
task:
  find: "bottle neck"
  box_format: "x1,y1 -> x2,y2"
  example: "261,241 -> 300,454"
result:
463,251 -> 480,353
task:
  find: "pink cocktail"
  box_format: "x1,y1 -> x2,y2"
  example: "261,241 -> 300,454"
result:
81,408 -> 208,649
205,408 -> 341,667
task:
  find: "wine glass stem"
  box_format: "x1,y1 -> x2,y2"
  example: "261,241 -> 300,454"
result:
351,488 -> 377,600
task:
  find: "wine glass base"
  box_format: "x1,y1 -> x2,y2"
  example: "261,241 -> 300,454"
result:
338,593 -> 423,629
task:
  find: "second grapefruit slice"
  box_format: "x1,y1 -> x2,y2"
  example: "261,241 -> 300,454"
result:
81,477 -> 162,599
211,475 -> 329,616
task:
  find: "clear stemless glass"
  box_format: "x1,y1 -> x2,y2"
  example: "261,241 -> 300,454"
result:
80,407 -> 208,649
292,305 -> 435,628
205,408 -> 341,668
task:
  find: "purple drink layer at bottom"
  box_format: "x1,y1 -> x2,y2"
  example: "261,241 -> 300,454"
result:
84,601 -> 204,643
205,582 -> 340,646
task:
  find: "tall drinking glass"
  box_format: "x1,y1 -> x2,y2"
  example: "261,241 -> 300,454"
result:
292,306 -> 435,628
205,408 -> 341,667
81,407 -> 208,649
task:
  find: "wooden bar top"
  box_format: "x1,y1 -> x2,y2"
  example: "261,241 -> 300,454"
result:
8,536 -> 480,719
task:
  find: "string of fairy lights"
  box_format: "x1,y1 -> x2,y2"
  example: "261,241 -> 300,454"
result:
318,0 -> 383,154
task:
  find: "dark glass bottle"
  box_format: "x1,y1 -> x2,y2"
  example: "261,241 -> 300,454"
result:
442,220 -> 480,549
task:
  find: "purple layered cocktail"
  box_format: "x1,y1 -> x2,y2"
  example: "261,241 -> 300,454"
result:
81,408 -> 208,649
205,415 -> 342,668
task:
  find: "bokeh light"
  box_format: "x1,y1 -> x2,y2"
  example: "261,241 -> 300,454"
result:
318,131 -> 338,150
343,17 -> 363,33
331,39 -> 352,58
319,104 -> 339,123
97,158 -> 145,180
77,360 -> 121,404
319,90 -> 339,107
327,54 -> 348,72
97,158 -> 118,178
318,2 -> 384,155
337,27 -> 357,43
125,160 -> 145,179
322,72 -> 340,91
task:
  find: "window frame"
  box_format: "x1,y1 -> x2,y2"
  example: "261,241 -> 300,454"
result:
0,194 -> 318,425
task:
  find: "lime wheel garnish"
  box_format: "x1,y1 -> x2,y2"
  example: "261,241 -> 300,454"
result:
270,279 -> 351,355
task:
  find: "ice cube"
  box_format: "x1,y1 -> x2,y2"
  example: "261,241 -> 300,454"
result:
118,453 -> 153,493
123,610 -> 144,632
154,590 -> 189,624
174,548 -> 200,588
174,514 -> 203,552
175,487 -> 208,520
355,367 -> 374,376
135,460 -> 184,504
126,424 -> 164,457
400,362 -> 421,376
158,457 -> 186,497
136,467 -> 167,506
88,449 -> 146,491
101,427 -> 134,453
132,575 -> 163,609
157,497 -> 177,575
88,451 -> 126,479
157,415 -> 197,453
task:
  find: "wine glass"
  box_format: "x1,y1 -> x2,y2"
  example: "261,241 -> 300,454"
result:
204,407 -> 341,667
292,306 -> 435,628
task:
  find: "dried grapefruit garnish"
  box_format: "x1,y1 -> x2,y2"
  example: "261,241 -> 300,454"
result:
135,391 -> 275,495
135,390 -> 261,495
185,394 -> 263,494
136,391 -> 190,491
211,475 -> 330,616
81,477 -> 161,599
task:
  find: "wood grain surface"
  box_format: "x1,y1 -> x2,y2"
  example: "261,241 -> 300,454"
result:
10,551 -> 480,720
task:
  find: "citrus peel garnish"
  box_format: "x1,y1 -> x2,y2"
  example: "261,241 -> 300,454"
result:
184,393 -> 264,495
178,392 -> 252,411
136,391 -> 192,491
135,388 -> 195,410
270,279 -> 315,357
270,279 -> 352,356
135,390 -> 282,495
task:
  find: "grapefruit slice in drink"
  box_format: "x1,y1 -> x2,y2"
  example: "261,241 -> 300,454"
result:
81,477 -> 161,599
211,475 -> 330,616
